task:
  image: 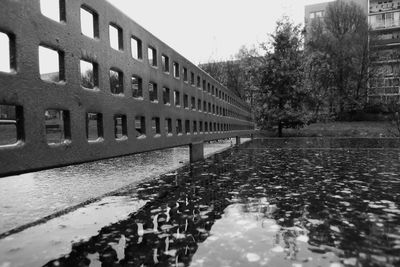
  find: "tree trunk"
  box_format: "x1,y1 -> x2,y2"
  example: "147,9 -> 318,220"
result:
278,122 -> 283,137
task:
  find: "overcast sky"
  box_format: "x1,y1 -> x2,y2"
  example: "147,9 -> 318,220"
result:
107,0 -> 331,64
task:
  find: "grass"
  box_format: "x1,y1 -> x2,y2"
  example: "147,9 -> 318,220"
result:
259,121 -> 399,138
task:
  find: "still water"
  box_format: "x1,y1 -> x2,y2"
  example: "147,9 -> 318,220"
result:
1,138 -> 400,267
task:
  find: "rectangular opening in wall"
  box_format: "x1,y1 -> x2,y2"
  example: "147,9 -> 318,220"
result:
151,117 -> 160,136
149,82 -> 158,102
185,120 -> 190,134
81,6 -> 99,38
148,46 -> 157,67
207,83 -> 210,93
174,90 -> 180,107
193,121 -> 197,134
114,114 -> 127,140
212,85 -> 215,95
131,37 -> 142,60
109,24 -> 123,51
183,94 -> 189,109
191,72 -> 195,85
203,80 -> 206,91
191,97 -> 196,110
176,119 -> 182,135
208,102 -> 211,113
198,99 -> 201,111
204,121 -> 208,133
0,104 -> 23,146
45,109 -> 70,145
80,59 -> 98,89
165,118 -> 172,135
173,62 -> 180,78
199,121 -> 203,133
86,112 -> 103,141
131,75 -> 143,98
0,31 -> 15,73
162,55 -> 169,73
39,45 -> 64,82
197,76 -> 201,88
135,116 -> 146,138
183,67 -> 188,82
40,0 -> 66,22
110,69 -> 124,95
163,87 -> 170,105
203,101 -> 207,112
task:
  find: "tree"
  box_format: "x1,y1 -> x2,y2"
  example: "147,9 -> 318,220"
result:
256,17 -> 309,137
305,0 -> 371,115
199,59 -> 246,99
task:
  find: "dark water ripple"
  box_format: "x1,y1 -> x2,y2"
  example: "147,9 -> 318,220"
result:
44,138 -> 400,267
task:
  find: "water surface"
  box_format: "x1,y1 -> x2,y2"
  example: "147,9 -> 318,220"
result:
2,138 -> 400,267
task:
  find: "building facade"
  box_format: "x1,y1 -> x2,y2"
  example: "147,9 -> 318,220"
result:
305,0 -> 400,104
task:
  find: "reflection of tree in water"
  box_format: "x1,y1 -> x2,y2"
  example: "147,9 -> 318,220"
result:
44,143 -> 400,266
44,155 -> 238,266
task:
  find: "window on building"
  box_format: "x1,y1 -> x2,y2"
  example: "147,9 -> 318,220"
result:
190,72 -> 195,85
131,75 -> 143,98
183,94 -> 189,108
81,6 -> 99,38
131,37 -> 142,60
148,46 -> 157,67
162,55 -> 170,73
151,117 -> 161,136
86,112 -> 103,141
174,90 -> 180,106
176,119 -> 182,134
163,87 -> 170,105
80,59 -> 98,89
193,121 -> 197,134
183,67 -> 188,82
39,45 -> 64,82
40,0 -> 66,22
173,62 -> 180,78
135,116 -> 146,137
109,24 -> 123,51
45,109 -> 70,145
185,120 -> 190,134
191,97 -> 196,110
0,32 -> 15,73
149,82 -> 158,102
114,114 -> 127,140
0,104 -> 23,146
165,118 -> 172,135
110,68 -> 124,94
197,76 -> 201,88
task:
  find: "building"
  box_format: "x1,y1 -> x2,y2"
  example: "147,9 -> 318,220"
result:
305,0 -> 400,104
369,0 -> 400,103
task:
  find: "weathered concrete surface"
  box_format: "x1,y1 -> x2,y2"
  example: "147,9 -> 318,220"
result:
0,0 -> 255,177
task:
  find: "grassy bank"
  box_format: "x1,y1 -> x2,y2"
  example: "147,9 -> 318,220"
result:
259,121 -> 399,138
